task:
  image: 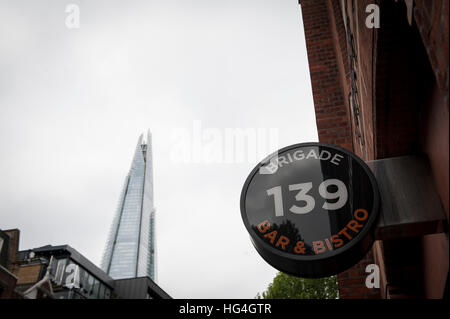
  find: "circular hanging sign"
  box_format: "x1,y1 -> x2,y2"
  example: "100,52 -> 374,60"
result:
240,143 -> 380,278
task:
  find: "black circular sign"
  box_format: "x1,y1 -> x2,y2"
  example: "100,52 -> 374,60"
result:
240,143 -> 380,278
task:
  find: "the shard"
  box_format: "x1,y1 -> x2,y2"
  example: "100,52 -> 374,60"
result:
101,131 -> 156,281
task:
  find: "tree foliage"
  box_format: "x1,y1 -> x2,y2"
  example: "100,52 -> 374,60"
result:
256,272 -> 338,299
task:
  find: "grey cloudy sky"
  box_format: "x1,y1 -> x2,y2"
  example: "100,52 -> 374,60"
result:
0,0 -> 317,298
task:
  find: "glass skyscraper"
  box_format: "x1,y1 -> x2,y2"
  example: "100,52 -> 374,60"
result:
101,131 -> 156,281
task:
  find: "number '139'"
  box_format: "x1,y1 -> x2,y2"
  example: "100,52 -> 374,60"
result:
266,179 -> 348,217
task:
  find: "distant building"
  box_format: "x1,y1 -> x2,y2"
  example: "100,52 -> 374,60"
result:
101,131 -> 156,281
0,228 -> 170,299
298,0 -> 448,298
15,244 -> 116,299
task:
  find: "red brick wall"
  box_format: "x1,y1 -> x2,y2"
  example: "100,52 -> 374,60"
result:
300,0 -> 352,151
4,229 -> 20,271
419,71 -> 448,299
300,0 -> 448,299
413,0 -> 449,221
414,0 -> 449,298
0,267 -> 17,299
374,0 -> 449,298
338,250 -> 380,299
299,0 -> 380,299
414,0 -> 449,99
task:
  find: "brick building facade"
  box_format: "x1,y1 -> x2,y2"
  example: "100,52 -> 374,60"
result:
0,228 -> 171,299
298,0 -> 448,298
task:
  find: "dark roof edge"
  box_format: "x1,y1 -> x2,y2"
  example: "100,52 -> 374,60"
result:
19,244 -> 115,288
114,276 -> 172,299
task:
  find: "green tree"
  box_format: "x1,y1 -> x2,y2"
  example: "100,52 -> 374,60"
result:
256,272 -> 338,299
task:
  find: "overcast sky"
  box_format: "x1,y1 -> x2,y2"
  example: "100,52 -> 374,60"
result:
0,0 -> 317,298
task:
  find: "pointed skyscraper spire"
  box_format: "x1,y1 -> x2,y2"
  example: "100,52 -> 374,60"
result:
101,131 -> 156,281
